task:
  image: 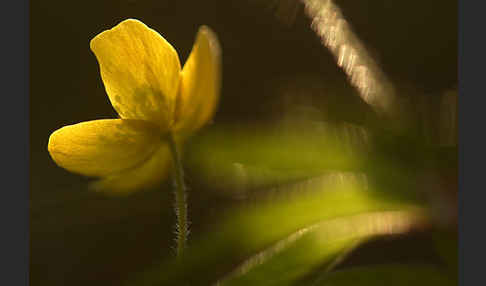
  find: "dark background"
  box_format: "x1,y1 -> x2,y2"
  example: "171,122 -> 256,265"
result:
30,0 -> 456,285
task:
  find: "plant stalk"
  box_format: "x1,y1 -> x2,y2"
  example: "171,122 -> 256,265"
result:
168,133 -> 188,257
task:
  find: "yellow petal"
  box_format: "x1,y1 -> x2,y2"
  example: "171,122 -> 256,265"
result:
90,19 -> 181,128
174,25 -> 222,132
48,119 -> 163,177
90,144 -> 171,194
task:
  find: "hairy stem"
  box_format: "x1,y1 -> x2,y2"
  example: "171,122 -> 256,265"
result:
168,133 -> 188,257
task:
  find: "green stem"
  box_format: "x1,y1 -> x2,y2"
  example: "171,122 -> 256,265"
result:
168,133 -> 188,257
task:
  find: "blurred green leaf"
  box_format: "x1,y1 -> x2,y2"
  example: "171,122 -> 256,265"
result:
187,121 -> 371,193
126,176 -> 429,285
313,264 -> 454,286
216,211 -> 425,286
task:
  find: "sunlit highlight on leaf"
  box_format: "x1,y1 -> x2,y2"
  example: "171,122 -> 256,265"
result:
216,210 -> 428,286
302,0 -> 398,118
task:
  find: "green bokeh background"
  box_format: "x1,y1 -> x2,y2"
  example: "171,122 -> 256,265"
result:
30,0 -> 456,285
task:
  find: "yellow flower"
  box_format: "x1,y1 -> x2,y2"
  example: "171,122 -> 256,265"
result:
48,19 -> 222,193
